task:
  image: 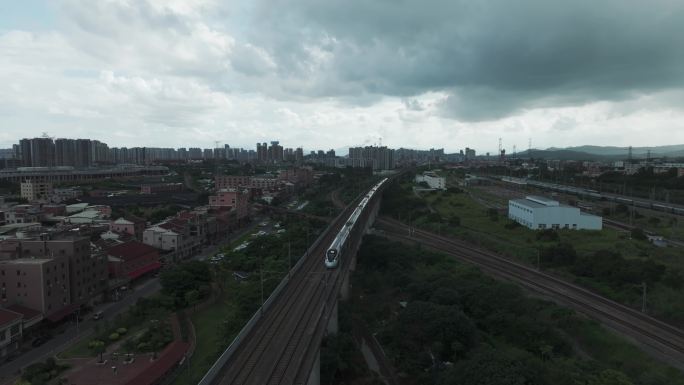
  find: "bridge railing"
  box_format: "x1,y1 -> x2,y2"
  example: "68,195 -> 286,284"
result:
197,200 -> 357,385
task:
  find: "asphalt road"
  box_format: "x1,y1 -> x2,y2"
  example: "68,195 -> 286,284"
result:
0,217 -> 263,383
0,278 -> 161,383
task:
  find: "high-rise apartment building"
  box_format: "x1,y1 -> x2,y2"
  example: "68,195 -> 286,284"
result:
295,147 -> 304,165
348,146 -> 395,170
19,137 -> 55,167
256,142 -> 268,162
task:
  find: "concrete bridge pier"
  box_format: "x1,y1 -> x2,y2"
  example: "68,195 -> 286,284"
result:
307,349 -> 321,385
327,301 -> 339,335
340,272 -> 351,301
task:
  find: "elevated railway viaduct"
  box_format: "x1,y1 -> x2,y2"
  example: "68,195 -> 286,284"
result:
200,177 -> 684,384
200,181 -> 385,385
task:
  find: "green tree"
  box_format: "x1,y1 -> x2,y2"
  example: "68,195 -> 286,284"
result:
439,348 -> 541,385
587,369 -> 634,385
631,227 -> 647,241
88,340 -> 106,363
185,289 -> 200,311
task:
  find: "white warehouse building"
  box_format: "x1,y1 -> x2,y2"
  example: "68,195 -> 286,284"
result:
415,172 -> 446,190
508,196 -> 602,230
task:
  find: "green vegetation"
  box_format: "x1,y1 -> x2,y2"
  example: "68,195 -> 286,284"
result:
0,179 -> 19,195
19,357 -> 69,385
124,321 -> 173,357
602,203 -> 684,242
381,175 -> 684,324
171,291 -> 245,384
60,295 -> 173,359
160,261 -> 212,308
597,167 -> 684,204
111,204 -> 183,223
299,166 -> 378,216
172,216 -> 327,384
321,303 -> 383,385
346,236 -> 684,385
61,261 -> 210,360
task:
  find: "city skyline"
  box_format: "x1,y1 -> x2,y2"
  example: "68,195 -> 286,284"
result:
2,1 -> 684,153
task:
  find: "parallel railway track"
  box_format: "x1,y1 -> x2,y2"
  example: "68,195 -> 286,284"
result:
212,184 -> 382,385
377,217 -> 684,369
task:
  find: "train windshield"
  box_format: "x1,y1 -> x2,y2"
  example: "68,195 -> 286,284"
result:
326,249 -> 337,262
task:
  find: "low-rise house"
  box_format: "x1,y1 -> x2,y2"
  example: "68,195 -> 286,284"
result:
4,205 -> 41,224
209,189 -> 249,220
508,196 -> 602,230
415,171 -> 446,190
110,216 -> 146,240
5,304 -> 42,330
0,256 -> 73,322
0,308 -> 23,361
140,183 -> 184,194
107,241 -> 161,280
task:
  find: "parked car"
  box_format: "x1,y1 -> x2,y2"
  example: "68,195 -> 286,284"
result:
31,335 -> 50,347
92,311 -> 104,321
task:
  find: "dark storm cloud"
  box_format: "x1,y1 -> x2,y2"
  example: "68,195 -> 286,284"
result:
247,0 -> 684,120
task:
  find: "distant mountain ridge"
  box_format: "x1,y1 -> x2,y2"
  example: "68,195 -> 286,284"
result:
545,145 -> 684,157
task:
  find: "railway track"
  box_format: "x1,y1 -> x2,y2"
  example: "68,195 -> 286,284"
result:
212,184 -> 384,385
377,217 -> 684,370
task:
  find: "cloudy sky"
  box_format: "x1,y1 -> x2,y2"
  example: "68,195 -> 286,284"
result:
2,0 -> 684,154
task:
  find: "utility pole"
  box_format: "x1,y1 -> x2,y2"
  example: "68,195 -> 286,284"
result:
260,256 -> 264,314
288,240 -> 292,277
537,248 -> 541,271
642,282 -> 647,313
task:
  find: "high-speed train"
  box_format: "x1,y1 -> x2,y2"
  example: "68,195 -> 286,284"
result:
325,178 -> 387,268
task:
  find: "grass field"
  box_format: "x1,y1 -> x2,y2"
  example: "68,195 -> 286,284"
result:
171,296 -> 240,385
396,185 -> 684,324
59,335 -> 94,359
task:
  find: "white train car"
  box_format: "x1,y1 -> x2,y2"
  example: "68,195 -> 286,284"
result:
325,178 -> 387,268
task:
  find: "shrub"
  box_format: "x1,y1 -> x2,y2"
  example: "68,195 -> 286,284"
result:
449,215 -> 461,227
541,242 -> 577,267
109,333 -> 120,341
536,229 -> 559,242
504,220 -> 520,230
116,328 -> 127,335
426,212 -> 442,223
631,228 -> 647,241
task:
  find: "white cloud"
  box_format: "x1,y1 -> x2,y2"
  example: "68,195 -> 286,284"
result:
1,0 -> 684,153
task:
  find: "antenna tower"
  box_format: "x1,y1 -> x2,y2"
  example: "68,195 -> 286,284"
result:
628,146 -> 633,162
528,138 -> 532,158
